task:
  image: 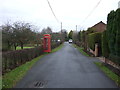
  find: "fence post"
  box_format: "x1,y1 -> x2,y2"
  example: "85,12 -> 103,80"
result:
95,43 -> 98,57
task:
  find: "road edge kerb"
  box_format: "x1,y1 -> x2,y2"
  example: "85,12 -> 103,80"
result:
94,62 -> 120,87
72,44 -> 90,57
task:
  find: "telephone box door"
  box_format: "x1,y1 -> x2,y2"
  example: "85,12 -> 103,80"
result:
43,34 -> 51,52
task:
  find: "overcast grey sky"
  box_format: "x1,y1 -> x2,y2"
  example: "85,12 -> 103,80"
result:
0,0 -> 119,32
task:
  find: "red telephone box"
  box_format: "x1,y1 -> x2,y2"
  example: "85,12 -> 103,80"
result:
43,34 -> 51,52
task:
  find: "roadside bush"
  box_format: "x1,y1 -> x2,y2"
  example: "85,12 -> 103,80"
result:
74,41 -> 81,47
51,42 -> 62,49
2,46 -> 43,74
2,42 -> 62,74
107,8 -> 120,65
102,30 -> 110,58
88,32 -> 102,51
109,54 -> 120,65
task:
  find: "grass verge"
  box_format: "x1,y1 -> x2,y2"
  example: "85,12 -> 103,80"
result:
2,55 -> 44,88
0,76 -> 2,90
72,44 -> 89,56
2,43 -> 63,88
94,62 -> 120,86
16,46 -> 34,50
51,44 -> 63,53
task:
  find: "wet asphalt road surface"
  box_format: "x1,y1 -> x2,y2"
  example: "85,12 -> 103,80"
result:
15,42 -> 118,88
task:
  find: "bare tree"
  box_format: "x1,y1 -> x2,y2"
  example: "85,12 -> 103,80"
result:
2,23 -> 13,51
41,27 -> 52,34
12,22 -> 34,49
72,31 -> 78,43
61,29 -> 68,41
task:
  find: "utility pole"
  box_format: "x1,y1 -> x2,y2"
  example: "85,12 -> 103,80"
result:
74,25 -> 78,43
61,22 -> 62,33
61,22 -> 63,41
76,25 -> 77,32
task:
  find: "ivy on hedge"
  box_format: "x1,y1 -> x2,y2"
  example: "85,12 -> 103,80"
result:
88,32 -> 102,51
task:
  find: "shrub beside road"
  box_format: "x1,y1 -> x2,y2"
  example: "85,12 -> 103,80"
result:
2,43 -> 63,88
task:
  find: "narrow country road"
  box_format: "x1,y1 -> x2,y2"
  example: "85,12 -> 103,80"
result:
15,42 -> 118,88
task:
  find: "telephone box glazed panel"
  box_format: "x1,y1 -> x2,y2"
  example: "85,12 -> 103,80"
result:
43,34 -> 51,52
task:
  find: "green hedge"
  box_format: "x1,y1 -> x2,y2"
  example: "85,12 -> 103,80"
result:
2,46 -> 43,74
115,9 -> 120,62
2,42 -> 62,74
109,54 -> 120,65
88,32 -> 102,51
102,31 -> 110,58
107,8 -> 120,65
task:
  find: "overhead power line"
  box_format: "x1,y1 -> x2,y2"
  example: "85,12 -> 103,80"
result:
81,0 -> 102,26
46,0 -> 60,23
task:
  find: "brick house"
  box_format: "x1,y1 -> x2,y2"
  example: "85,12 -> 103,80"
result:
87,21 -> 106,56
90,21 -> 106,32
